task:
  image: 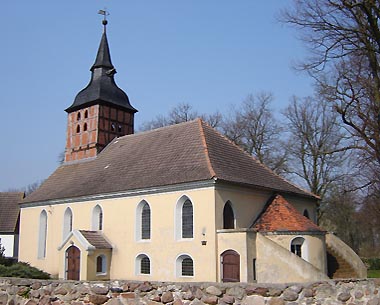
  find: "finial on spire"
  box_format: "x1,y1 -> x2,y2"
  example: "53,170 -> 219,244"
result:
98,9 -> 110,32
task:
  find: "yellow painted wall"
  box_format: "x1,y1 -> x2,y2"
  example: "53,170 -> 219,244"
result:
19,187 -> 216,282
265,233 -> 327,273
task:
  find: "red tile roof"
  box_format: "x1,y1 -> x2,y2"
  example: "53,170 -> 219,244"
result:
253,195 -> 323,233
23,119 -> 316,204
0,192 -> 23,233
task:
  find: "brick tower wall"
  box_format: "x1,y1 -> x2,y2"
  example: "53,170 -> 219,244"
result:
64,105 -> 134,162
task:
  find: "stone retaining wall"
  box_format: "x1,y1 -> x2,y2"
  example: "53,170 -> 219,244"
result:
0,278 -> 379,305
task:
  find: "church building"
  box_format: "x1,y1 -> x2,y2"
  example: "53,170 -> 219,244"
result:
18,18 -> 366,283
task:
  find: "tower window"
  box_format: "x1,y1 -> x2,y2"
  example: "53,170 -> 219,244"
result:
118,124 -> 122,133
111,122 -> 116,132
77,112 -> 81,121
84,110 -> 88,119
83,123 -> 88,131
76,125 -> 80,133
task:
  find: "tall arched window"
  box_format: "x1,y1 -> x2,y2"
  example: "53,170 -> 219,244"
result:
63,208 -> 73,240
92,205 -> 103,231
223,201 -> 235,229
175,196 -> 194,240
136,201 -> 151,240
141,202 -> 151,240
182,200 -> 193,238
290,237 -> 305,258
38,210 -> 48,258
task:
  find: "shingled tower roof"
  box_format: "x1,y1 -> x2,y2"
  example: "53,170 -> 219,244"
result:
23,120 -> 316,204
252,194 -> 323,233
65,21 -> 137,113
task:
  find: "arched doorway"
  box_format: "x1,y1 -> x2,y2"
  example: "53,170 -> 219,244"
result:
221,250 -> 240,282
66,246 -> 80,280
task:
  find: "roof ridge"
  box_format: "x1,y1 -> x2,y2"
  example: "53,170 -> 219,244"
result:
200,121 -> 318,199
120,119 -> 200,141
197,119 -> 216,178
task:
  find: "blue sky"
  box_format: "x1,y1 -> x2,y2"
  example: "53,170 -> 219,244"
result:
1,1 -> 313,191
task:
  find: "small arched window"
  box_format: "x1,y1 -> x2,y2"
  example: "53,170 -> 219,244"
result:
118,124 -> 122,133
96,255 -> 106,274
223,201 -> 235,229
182,200 -> 193,238
84,110 -> 88,119
77,112 -> 81,121
38,210 -> 48,258
136,254 -> 151,275
303,209 -> 310,219
76,125 -> 80,133
92,205 -> 103,231
290,237 -> 305,258
83,123 -> 88,131
63,208 -> 73,240
176,254 -> 194,277
111,122 -> 116,132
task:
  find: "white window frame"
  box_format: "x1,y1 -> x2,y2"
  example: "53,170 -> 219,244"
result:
135,200 -> 151,241
175,195 -> 194,240
63,207 -> 73,240
175,254 -> 194,278
38,210 -> 48,259
92,204 -> 103,231
135,253 -> 151,275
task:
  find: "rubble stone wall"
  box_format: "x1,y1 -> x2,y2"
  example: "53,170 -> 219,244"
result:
0,278 -> 379,305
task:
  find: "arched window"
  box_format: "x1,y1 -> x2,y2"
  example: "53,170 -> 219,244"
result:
84,110 -> 88,119
96,255 -> 106,274
176,254 -> 194,277
77,112 -> 81,121
303,209 -> 310,219
136,201 -> 151,240
83,123 -> 88,131
92,205 -> 103,231
175,196 -> 194,239
63,208 -> 73,240
76,125 -> 80,133
290,237 -> 305,258
223,201 -> 235,229
135,254 -> 151,275
38,210 -> 48,258
182,200 -> 193,238
141,203 -> 151,239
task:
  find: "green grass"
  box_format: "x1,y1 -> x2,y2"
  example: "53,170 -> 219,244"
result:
368,270 -> 380,278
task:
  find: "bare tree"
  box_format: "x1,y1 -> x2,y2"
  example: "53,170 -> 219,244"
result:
282,0 -> 380,189
222,92 -> 287,173
283,96 -> 350,219
139,103 -> 222,131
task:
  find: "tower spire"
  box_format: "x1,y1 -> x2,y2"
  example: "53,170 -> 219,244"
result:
64,11 -> 137,162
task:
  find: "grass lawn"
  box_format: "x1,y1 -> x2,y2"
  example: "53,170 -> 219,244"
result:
368,270 -> 380,278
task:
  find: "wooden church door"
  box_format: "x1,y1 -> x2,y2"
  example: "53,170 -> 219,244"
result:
221,250 -> 240,282
66,246 -> 80,280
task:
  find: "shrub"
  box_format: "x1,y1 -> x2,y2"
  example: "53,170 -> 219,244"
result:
0,262 -> 50,279
363,258 -> 380,270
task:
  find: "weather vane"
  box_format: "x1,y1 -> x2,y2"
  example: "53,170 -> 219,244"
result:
98,9 -> 110,32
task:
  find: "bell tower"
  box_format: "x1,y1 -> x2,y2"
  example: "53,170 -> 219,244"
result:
64,13 -> 137,162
